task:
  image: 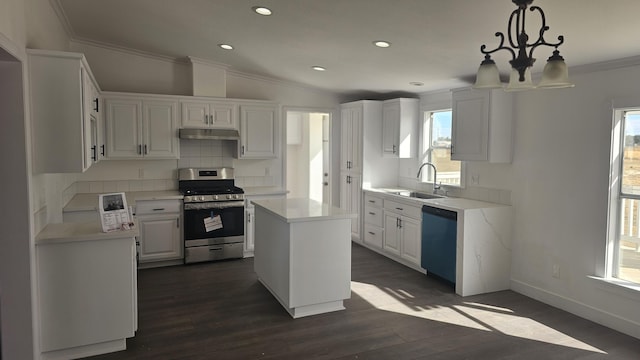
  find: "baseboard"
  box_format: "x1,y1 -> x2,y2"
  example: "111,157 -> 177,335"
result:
511,279 -> 640,340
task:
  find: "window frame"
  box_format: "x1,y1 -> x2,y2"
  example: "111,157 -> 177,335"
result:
606,105 -> 640,284
419,106 -> 465,188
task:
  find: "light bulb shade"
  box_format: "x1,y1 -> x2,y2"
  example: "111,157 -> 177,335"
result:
506,67 -> 535,91
473,61 -> 502,89
538,58 -> 574,89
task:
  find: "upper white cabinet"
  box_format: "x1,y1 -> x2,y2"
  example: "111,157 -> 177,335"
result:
451,88 -> 513,163
104,94 -> 179,159
28,49 -> 101,173
181,99 -> 238,129
382,98 -> 418,158
340,105 -> 362,172
239,102 -> 279,159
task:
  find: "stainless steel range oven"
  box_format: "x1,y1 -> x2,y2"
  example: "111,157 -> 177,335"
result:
179,168 -> 245,264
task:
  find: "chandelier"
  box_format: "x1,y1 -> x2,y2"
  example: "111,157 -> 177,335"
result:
473,0 -> 574,90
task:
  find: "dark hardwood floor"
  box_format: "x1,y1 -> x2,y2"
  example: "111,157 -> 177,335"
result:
88,243 -> 640,359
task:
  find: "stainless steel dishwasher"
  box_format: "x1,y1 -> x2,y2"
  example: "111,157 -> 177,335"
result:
421,205 -> 457,285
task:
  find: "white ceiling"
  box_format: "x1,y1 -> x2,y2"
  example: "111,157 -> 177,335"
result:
57,0 -> 640,98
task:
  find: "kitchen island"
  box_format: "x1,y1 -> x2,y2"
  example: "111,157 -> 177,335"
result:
253,198 -> 356,318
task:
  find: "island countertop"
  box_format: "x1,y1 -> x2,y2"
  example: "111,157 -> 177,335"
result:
252,198 -> 356,223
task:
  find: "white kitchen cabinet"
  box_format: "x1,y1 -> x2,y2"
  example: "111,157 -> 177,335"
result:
383,199 -> 422,267
382,98 -> 419,158
105,95 -> 179,159
28,49 -> 101,173
340,172 -> 362,239
181,99 -> 238,129
451,88 -> 513,163
239,102 -> 279,158
136,199 -> 182,265
340,105 -> 362,172
35,223 -> 137,358
244,192 -> 286,257
363,193 -> 384,249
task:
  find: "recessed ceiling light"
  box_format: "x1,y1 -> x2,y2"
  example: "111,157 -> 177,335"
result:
219,44 -> 234,50
312,66 -> 326,71
373,41 -> 391,48
409,81 -> 424,86
252,6 -> 272,16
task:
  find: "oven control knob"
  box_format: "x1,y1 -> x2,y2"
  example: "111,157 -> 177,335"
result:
214,195 -> 219,200
199,196 -> 205,202
226,194 -> 232,199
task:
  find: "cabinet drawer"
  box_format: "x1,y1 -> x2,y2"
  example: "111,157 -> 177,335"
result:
363,224 -> 383,249
135,200 -> 181,215
364,205 -> 383,227
384,199 -> 421,220
364,193 -> 383,208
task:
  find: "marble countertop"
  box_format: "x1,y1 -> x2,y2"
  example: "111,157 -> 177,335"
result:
36,220 -> 139,245
253,198 -> 357,223
365,188 -> 510,212
64,190 -> 183,212
243,186 -> 288,197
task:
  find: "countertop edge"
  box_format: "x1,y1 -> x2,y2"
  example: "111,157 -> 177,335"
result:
36,220 -> 139,245
253,198 -> 356,223
364,188 -> 511,211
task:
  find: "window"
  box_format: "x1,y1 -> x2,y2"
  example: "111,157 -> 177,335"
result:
420,110 -> 462,186
609,109 -> 640,284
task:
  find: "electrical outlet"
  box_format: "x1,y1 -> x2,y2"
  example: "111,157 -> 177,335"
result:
471,174 -> 480,184
552,264 -> 560,278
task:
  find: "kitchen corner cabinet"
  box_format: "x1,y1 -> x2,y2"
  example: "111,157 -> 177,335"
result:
181,99 -> 238,129
28,49 -> 101,173
451,88 -> 513,163
136,200 -> 182,265
382,98 -> 419,158
105,95 -> 179,159
238,102 -> 279,158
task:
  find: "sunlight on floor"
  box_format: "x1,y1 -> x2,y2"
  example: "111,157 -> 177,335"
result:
351,281 -> 607,354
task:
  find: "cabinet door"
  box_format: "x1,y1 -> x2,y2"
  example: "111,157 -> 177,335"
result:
181,101 -> 209,128
340,107 -> 352,171
138,214 -> 181,262
143,100 -> 179,158
384,213 -> 401,256
245,207 -> 255,254
382,101 -> 399,157
210,101 -> 238,129
340,106 -> 363,172
400,216 -> 421,265
106,99 -> 143,158
239,104 -> 278,158
451,89 -> 489,161
350,174 -> 362,239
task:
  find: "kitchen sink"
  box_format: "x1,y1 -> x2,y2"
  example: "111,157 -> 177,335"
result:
393,191 -> 444,200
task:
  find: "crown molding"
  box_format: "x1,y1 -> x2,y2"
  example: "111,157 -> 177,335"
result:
187,56 -> 229,70
69,38 -> 188,64
49,0 -> 75,38
226,68 -> 333,94
569,55 -> 640,76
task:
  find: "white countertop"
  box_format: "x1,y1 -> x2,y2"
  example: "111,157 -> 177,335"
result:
64,190 -> 183,212
366,188 -> 510,211
36,221 -> 139,245
252,198 -> 357,223
243,186 -> 288,197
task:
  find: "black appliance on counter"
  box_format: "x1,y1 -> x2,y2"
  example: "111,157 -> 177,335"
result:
179,167 -> 245,264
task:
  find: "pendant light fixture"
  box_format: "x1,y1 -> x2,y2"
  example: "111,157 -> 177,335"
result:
473,0 -> 574,90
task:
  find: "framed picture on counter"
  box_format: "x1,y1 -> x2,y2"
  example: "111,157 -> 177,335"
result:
99,192 -> 131,232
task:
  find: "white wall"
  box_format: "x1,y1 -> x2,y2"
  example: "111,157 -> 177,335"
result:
509,65 -> 640,338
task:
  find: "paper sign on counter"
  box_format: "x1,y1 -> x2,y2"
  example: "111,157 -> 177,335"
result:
204,215 -> 223,232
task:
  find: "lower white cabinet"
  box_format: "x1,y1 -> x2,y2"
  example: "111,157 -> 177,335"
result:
136,200 -> 182,265
244,192 -> 286,257
36,225 -> 137,358
340,172 -> 362,240
363,193 -> 384,249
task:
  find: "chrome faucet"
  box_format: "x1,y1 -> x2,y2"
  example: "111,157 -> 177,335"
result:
416,162 -> 441,193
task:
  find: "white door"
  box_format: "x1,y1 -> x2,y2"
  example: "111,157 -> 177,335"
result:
382,101 -> 399,156
181,101 -> 209,128
240,104 -> 277,158
138,215 -> 181,262
384,213 -> 401,256
400,216 -> 421,265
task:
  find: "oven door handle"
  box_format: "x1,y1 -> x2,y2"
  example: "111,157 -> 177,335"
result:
184,201 -> 244,210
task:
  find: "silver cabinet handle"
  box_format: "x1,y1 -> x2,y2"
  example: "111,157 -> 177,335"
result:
144,144 -> 148,154
368,231 -> 375,235
152,208 -> 165,211
396,207 -> 403,211
241,145 -> 245,155
392,144 -> 396,154
138,144 -> 142,155
247,213 -> 251,222
369,212 -> 375,215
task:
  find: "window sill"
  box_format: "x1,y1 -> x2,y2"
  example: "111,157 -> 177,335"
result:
588,276 -> 640,301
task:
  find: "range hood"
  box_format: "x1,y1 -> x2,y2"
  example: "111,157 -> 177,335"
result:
179,128 -> 240,140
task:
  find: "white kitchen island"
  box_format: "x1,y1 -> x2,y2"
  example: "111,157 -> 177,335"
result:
253,198 -> 356,318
